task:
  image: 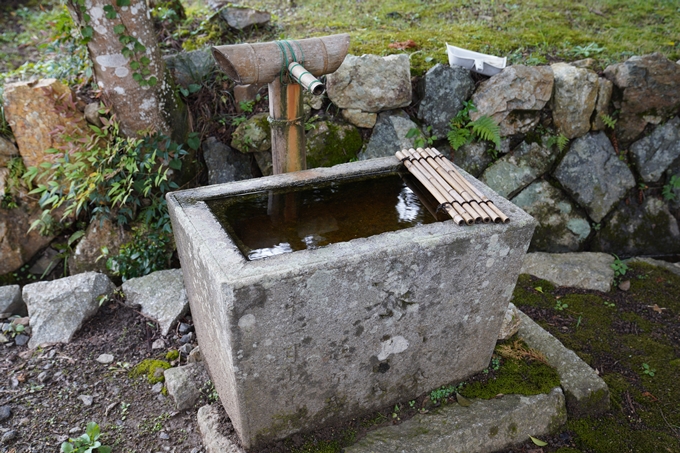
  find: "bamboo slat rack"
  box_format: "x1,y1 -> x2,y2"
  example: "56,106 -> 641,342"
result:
395,147 -> 509,226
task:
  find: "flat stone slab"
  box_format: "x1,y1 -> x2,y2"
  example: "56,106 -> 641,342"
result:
346,388 -> 566,453
521,252 -> 614,292
518,310 -> 610,418
197,405 -> 244,453
627,257 -> 680,276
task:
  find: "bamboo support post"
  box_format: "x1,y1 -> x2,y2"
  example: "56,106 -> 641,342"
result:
395,151 -> 465,225
427,148 -> 509,223
403,149 -> 479,223
269,79 -> 306,174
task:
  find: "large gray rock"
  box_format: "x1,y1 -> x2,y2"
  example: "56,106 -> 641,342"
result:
551,63 -> 599,139
591,78 -> 613,131
164,363 -> 209,411
630,116 -> 680,183
219,7 -> 270,30
122,269 -> 189,335
450,141 -> 493,177
346,388 -> 566,453
553,132 -> 636,223
481,140 -> 557,198
0,285 -> 25,317
327,54 -> 411,113
520,252 -> 614,292
164,49 -> 215,88
592,197 -> 680,257
604,53 -> 680,144
305,120 -> 362,168
68,218 -> 132,276
518,310 -> 610,417
23,273 -> 115,348
512,180 -> 591,252
359,110 -> 419,160
197,405 -> 244,453
230,113 -> 270,153
417,64 -> 474,138
471,65 -> 554,136
203,137 -> 252,185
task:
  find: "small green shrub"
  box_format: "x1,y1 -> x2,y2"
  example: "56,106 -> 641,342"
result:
406,125 -> 437,149
60,421 -> 111,453
662,174 -> 680,201
447,101 -> 501,158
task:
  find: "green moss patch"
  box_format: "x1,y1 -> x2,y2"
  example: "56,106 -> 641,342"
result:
512,264 -> 680,452
130,359 -> 171,384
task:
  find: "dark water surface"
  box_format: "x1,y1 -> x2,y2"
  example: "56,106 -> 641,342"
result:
206,172 -> 447,260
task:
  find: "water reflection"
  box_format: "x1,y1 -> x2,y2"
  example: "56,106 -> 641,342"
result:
207,173 -> 440,261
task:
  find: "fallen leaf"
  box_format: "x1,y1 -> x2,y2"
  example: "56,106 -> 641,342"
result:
530,435 -> 548,446
649,304 -> 667,313
642,391 -> 659,402
388,39 -> 418,50
456,393 -> 472,407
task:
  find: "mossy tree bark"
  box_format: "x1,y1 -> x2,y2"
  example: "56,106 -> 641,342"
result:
65,0 -> 187,140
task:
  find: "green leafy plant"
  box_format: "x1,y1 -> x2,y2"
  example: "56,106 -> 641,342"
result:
611,254 -> 629,281
554,299 -> 568,311
1,316 -> 26,339
49,230 -> 86,278
569,42 -> 605,58
179,83 -> 202,97
1,157 -> 26,209
447,101 -> 501,158
60,421 -> 111,453
662,174 -> 680,201
406,125 -> 437,149
604,301 -> 616,308
600,113 -> 617,129
642,363 -> 656,377
545,133 -> 569,152
429,383 -> 463,404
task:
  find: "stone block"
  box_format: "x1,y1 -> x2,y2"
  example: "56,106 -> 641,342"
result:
518,310 -> 610,417
520,252 -> 614,292
345,388 -> 566,453
0,285 -> 25,317
167,157 -> 536,449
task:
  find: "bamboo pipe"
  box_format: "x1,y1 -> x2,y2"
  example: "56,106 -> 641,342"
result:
427,148 -> 509,223
288,63 -> 324,95
395,151 -> 465,225
403,148 -> 481,223
401,173 -> 445,221
212,34 -> 350,85
411,148 -> 490,223
400,152 -> 474,225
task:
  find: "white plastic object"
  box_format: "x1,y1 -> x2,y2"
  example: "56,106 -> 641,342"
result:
446,43 -> 507,76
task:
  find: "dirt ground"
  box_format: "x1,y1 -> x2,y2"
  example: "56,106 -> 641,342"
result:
0,293 -> 208,453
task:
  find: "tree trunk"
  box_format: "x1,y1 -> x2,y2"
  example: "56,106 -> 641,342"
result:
66,0 -> 187,140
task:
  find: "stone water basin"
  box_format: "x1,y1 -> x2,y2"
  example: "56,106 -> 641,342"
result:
166,156 -> 536,449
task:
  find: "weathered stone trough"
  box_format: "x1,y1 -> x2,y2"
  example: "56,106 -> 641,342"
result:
167,156 -> 536,450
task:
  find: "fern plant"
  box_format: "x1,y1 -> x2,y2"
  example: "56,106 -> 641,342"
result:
600,113 -> 617,129
447,101 -> 501,158
545,133 -> 569,152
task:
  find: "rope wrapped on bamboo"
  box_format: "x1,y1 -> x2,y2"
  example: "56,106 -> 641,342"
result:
395,147 -> 509,225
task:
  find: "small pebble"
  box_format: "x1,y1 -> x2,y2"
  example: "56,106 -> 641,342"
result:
96,354 -> 114,364
37,371 -> 52,383
14,335 -> 29,347
43,362 -> 54,370
69,427 -> 81,434
159,431 -> 170,440
187,346 -> 202,363
1,430 -> 17,443
152,339 -> 165,350
151,382 -> 164,394
178,344 -> 193,356
0,405 -> 11,421
78,395 -> 94,406
11,317 -> 29,327
0,334 -> 9,344
178,323 -> 192,334
618,280 -> 631,291
179,332 -> 194,344
18,418 -> 29,427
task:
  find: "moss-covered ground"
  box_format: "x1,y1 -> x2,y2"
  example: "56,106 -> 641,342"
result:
507,262 -> 680,452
